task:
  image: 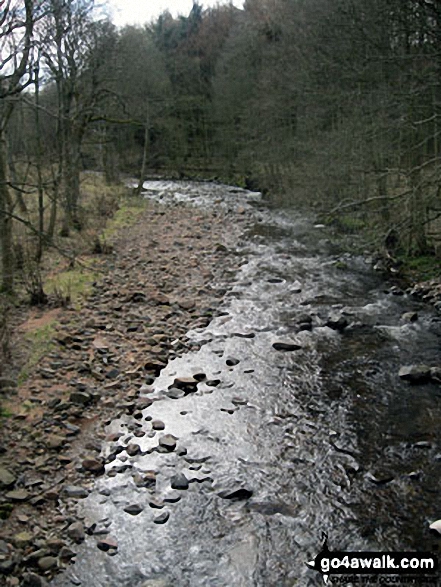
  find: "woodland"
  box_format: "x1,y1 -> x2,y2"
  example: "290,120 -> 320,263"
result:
1,0 -> 441,301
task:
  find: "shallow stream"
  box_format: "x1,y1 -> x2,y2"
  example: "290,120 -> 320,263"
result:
52,182 -> 441,586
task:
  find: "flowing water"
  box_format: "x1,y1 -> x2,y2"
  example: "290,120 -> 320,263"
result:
53,182 -> 441,587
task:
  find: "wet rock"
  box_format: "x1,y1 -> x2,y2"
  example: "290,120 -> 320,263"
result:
133,471 -> 156,488
225,357 -> 240,366
152,420 -> 165,431
158,434 -> 177,452
402,311 -> 418,323
166,387 -> 185,399
413,441 -> 432,449
97,535 -> 118,552
126,443 -> 141,456
398,365 -> 432,383
430,367 -> 441,382
149,496 -> 165,509
82,457 -> 105,475
272,341 -> 302,352
22,573 -> 48,587
326,314 -> 349,332
429,520 -> 441,535
163,492 -> 182,504
206,379 -> 221,387
171,473 -> 189,490
0,467 -> 16,488
365,471 -> 394,485
144,360 -> 166,376
218,487 -> 253,501
37,556 -> 58,571
153,511 -> 170,524
67,522 -> 85,543
63,485 -> 89,499
123,503 -> 144,515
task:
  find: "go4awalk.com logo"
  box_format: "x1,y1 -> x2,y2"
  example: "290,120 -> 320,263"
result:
305,534 -> 439,585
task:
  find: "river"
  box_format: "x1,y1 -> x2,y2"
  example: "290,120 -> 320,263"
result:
52,181 -> 441,587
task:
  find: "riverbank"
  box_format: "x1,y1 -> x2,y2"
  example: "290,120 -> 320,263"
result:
0,196 -> 249,586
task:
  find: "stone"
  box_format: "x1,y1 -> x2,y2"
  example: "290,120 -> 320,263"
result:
69,391 -> 92,406
402,311 -> 418,323
218,487 -> 253,501
123,503 -> 144,515
97,535 -> 118,552
398,365 -> 432,383
149,496 -> 165,509
171,473 -> 189,490
126,443 -> 141,456
153,511 -> 170,524
429,520 -> 441,534
46,434 -> 65,449
178,299 -> 196,310
225,357 -> 240,366
14,531 -> 33,547
158,434 -> 177,452
67,521 -> 85,543
6,489 -> 29,501
63,485 -> 89,499
82,457 -> 105,475
272,341 -> 302,352
22,573 -> 48,587
37,556 -> 58,571
0,467 -> 16,488
325,314 -> 349,332
59,546 -> 76,561
166,387 -> 185,399
365,471 -> 394,485
152,420 -> 165,431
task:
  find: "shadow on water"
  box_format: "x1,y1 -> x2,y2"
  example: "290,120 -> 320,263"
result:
51,182 -> 441,587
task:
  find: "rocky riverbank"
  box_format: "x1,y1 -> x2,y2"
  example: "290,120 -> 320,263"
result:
0,198 -> 249,586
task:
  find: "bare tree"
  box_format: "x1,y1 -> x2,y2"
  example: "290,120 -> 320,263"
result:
0,0 -> 34,293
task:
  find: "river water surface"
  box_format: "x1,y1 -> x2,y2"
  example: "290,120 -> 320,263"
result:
52,182 -> 441,587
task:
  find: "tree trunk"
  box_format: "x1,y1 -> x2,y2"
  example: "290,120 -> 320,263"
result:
0,131 -> 14,294
134,118 -> 150,197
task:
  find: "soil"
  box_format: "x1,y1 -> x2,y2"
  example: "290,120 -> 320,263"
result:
0,200 -> 249,586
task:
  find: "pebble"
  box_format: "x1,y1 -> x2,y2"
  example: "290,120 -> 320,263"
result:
159,435 -> 177,452
6,488 -> 29,501
63,485 -> 89,499
152,420 -> 165,431
126,443 -> 141,456
153,511 -> 170,525
82,457 -> 105,475
123,503 -> 144,515
0,467 -> 16,488
272,341 -> 302,352
398,365 -> 432,383
218,487 -> 253,500
97,535 -> 118,552
67,521 -> 85,543
171,473 -> 189,490
21,573 -> 48,587
37,556 -> 58,571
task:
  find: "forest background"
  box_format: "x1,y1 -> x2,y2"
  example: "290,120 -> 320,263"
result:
1,0 -> 441,345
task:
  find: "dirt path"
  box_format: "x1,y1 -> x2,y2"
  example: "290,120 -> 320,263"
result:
0,199 -> 248,586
